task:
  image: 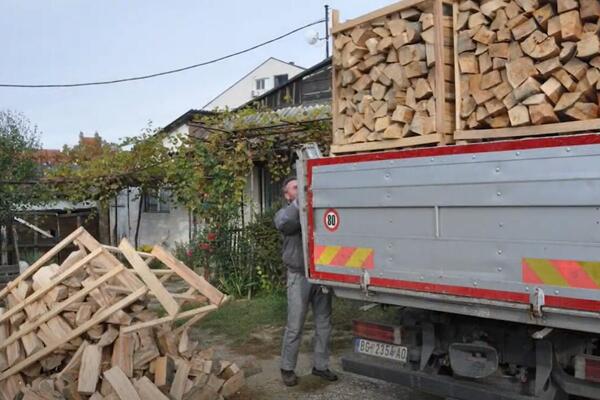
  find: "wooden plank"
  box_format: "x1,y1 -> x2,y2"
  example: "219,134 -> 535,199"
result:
0,247 -> 103,326
0,265 -> 124,352
453,2 -> 462,133
433,0 -> 446,135
134,376 -> 170,400
0,226 -> 84,300
111,334 -> 134,378
119,239 -> 179,316
153,356 -> 174,389
151,245 -> 224,305
455,119 -> 600,140
78,345 -> 102,395
331,133 -> 444,154
169,360 -> 191,400
0,286 -> 147,381
77,230 -> 144,291
333,0 -> 431,34
120,304 -> 217,334
56,340 -> 89,382
103,367 -> 141,400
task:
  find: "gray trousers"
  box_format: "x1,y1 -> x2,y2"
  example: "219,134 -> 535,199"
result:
281,270 -> 332,371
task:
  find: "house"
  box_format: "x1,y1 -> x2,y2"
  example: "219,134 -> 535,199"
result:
203,57 -> 305,110
109,58 -> 332,248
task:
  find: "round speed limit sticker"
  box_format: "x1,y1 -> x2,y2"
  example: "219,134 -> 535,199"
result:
323,208 -> 340,232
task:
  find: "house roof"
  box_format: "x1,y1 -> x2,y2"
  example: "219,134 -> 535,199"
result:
161,109 -> 215,134
201,57 -> 305,109
237,57 -> 331,110
34,149 -> 63,166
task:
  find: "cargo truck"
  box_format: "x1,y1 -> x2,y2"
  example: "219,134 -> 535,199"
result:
297,134 -> 600,399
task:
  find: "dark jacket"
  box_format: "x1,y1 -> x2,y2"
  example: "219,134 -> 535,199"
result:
274,200 -> 305,274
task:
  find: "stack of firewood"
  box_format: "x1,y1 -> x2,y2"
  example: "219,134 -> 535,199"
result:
0,227 -> 243,400
456,0 -> 600,132
331,0 -> 455,153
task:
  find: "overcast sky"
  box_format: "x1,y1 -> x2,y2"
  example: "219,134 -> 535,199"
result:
0,1 -> 392,148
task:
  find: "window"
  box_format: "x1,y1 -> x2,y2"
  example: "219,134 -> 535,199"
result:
255,78 -> 267,90
260,167 -> 282,212
274,74 -> 288,87
143,189 -> 171,213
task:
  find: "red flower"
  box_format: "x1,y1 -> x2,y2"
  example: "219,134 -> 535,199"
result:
207,232 -> 217,241
186,250 -> 192,257
199,242 -> 211,251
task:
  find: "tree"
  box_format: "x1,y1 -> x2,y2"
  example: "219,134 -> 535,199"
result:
0,110 -> 46,264
0,110 -> 43,219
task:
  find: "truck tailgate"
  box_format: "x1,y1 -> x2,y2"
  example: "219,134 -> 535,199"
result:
301,134 -> 600,333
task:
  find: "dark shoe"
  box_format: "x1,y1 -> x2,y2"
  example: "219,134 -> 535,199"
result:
281,369 -> 298,386
312,368 -> 338,381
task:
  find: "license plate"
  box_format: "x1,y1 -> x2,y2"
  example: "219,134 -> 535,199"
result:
354,338 -> 408,362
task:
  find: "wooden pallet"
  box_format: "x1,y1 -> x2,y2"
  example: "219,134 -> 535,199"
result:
330,0 -> 456,154
453,0 -> 600,141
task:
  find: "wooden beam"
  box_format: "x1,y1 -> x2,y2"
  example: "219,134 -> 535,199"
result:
455,119 -> 600,139
151,245 -> 224,305
119,239 -> 179,316
120,304 -> 217,334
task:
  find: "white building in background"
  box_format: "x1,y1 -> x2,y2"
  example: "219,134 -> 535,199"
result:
109,57 -> 313,248
203,57 -> 305,110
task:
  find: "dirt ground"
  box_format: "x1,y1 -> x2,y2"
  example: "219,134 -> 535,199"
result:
191,325 -> 438,400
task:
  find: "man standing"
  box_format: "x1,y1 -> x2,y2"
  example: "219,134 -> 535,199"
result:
274,176 -> 338,387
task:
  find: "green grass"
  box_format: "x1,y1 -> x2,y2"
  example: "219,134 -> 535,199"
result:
199,291 -> 399,345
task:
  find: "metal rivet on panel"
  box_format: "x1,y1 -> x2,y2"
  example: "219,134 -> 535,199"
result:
525,287 -> 529,291
497,250 -> 503,255
495,167 -> 500,172
386,193 -> 391,199
387,243 -> 392,249
497,191 -> 502,196
384,172 -> 391,179
389,219 -> 393,224
388,257 -> 393,263
554,289 -> 560,294
497,267 -> 503,272
420,276 -> 424,281
379,273 -> 384,277
473,281 -> 478,286
472,155 -> 476,159
566,147 -> 571,152
498,222 -> 504,227
515,151 -> 520,156
430,158 -> 434,162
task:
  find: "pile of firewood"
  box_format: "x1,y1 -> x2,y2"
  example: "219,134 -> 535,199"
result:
331,0 -> 455,153
456,0 -> 600,132
0,227 -> 243,400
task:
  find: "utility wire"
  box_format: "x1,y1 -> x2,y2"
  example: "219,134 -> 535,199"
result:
0,19 -> 324,89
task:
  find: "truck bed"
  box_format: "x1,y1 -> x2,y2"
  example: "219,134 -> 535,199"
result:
299,134 -> 600,333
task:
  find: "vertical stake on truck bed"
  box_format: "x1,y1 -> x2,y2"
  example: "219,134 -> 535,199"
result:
530,288 -> 545,318
360,270 -> 371,297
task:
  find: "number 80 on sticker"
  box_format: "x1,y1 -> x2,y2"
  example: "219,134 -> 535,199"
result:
323,208 -> 340,232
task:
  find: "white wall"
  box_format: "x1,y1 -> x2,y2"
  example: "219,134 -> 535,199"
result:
204,58 -> 304,110
109,188 -> 191,249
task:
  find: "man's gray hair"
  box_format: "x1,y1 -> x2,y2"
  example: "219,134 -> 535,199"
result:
282,176 -> 297,194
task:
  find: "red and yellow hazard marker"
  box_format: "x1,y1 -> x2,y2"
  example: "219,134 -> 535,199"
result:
314,245 -> 374,269
522,258 -> 600,289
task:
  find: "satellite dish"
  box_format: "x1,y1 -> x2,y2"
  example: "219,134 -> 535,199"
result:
305,29 -> 320,45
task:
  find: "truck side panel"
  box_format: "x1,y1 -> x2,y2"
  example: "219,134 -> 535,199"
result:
303,135 -> 600,331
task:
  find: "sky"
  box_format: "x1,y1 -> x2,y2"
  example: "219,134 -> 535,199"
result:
0,1 -> 392,149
